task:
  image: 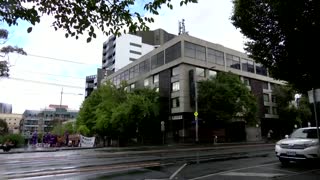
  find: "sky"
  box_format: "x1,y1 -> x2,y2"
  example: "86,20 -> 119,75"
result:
0,0 -> 245,114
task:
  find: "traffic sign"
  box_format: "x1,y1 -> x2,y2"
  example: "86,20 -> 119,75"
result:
194,111 -> 198,117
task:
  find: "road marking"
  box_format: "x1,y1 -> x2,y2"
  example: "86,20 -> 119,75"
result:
221,172 -> 284,178
169,163 -> 187,180
262,166 -> 296,174
276,168 -> 320,179
189,162 -> 280,180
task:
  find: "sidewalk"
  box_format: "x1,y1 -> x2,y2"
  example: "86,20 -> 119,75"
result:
0,140 -> 274,154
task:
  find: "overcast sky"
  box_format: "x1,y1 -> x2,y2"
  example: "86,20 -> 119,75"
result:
0,0 -> 245,114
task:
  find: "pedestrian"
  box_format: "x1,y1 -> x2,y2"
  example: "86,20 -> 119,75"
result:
32,130 -> 38,147
267,129 -> 273,143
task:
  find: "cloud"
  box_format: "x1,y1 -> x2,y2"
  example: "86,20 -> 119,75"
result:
0,0 -> 245,113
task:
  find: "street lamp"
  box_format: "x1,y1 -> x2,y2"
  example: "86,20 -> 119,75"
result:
59,88 -> 83,124
194,65 -> 216,143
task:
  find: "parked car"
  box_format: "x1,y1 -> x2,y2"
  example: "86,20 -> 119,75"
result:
275,127 -> 320,165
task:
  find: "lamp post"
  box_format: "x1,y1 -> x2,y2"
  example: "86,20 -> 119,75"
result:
308,89 -> 320,150
59,88 -> 83,125
194,65 -> 216,143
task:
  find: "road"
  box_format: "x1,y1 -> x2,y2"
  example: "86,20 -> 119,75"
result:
0,144 -> 319,179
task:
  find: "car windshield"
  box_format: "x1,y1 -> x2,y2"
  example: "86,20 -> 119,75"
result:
290,129 -> 318,139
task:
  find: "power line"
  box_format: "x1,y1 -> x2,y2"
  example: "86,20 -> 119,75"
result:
7,77 -> 84,89
11,69 -> 85,80
27,53 -> 100,66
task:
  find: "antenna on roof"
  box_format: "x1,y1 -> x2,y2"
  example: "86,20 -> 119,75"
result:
178,19 -> 188,35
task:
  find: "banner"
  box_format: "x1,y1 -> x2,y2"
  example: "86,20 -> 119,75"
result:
80,135 -> 95,147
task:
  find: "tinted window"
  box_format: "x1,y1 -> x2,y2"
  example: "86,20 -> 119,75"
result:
291,129 -> 317,139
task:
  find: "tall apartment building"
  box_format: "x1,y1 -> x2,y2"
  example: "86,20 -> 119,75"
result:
104,34 -> 283,143
85,68 -> 106,98
0,103 -> 12,114
20,105 -> 78,139
0,113 -> 22,134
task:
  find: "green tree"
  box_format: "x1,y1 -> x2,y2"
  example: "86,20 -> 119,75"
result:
273,85 -> 312,133
0,29 -> 27,77
198,72 -> 258,126
0,119 -> 8,135
232,0 -> 320,92
1,0 -> 197,41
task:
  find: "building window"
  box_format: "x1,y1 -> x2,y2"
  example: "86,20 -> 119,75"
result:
172,81 -> 180,92
153,74 -> 159,84
155,87 -> 159,92
265,106 -> 271,114
184,41 -> 206,61
208,70 -> 217,78
208,48 -> 224,66
241,59 -> 254,73
171,98 -> 180,108
151,51 -> 164,69
271,95 -> 276,103
130,83 -> 135,90
129,50 -> 142,55
129,57 -> 137,61
226,54 -> 240,69
262,82 -> 269,90
243,77 -> 250,86
263,93 -> 270,102
130,42 -> 142,48
144,78 -> 149,87
196,67 -> 205,77
165,42 -> 181,63
124,70 -> 129,81
172,66 -> 180,77
256,63 -> 267,76
272,107 -> 278,115
139,60 -> 150,75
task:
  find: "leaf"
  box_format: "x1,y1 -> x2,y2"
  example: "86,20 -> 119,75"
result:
87,37 -> 91,43
27,27 -> 33,33
65,33 -> 69,38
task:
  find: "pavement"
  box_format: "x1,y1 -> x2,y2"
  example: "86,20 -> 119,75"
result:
0,140 -> 273,154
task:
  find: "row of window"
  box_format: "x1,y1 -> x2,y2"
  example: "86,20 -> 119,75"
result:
265,106 -> 278,115
112,42 -> 182,86
263,93 -> 277,103
184,41 -> 268,76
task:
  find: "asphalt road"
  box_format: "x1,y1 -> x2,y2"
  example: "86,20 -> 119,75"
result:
0,144 -> 319,180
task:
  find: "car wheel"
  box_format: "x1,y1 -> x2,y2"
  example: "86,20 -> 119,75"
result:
279,158 -> 290,166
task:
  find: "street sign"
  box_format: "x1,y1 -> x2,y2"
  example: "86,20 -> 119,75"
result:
194,111 -> 198,117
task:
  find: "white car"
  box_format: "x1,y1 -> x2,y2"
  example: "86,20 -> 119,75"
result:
275,127 -> 320,164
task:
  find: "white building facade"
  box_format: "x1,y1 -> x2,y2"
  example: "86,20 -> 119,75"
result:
102,34 -> 155,72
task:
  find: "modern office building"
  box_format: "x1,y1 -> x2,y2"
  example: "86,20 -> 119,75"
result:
102,34 -> 155,72
0,113 -> 22,134
20,105 -> 78,138
0,103 -> 12,114
85,68 -> 106,98
103,34 -> 283,142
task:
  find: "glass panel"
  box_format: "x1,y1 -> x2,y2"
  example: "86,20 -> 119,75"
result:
153,74 -> 159,83
247,60 -> 254,73
241,59 -> 248,72
165,42 -> 181,63
196,67 -> 205,77
172,81 -> 180,92
264,106 -> 271,114
226,54 -> 240,69
256,63 -> 267,76
263,94 -> 270,102
151,51 -> 164,69
171,98 -> 180,108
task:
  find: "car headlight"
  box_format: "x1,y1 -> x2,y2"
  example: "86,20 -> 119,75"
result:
304,141 -> 319,148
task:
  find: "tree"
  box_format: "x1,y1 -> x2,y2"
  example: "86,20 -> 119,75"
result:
1,0 -> 197,42
198,72 -> 258,126
232,0 -> 320,92
273,84 -> 311,134
0,29 -> 27,77
0,119 -> 8,135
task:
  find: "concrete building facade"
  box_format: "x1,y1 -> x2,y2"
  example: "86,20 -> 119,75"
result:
104,34 -> 283,142
0,113 -> 22,134
85,68 -> 106,98
0,103 -> 12,114
20,105 -> 78,139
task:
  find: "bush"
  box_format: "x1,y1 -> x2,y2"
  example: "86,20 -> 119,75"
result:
0,134 -> 24,148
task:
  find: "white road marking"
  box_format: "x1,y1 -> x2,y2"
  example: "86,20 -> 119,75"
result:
169,163 -> 188,180
190,162 -> 280,180
221,172 -> 284,178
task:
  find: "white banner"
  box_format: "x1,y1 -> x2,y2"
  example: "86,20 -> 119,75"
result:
80,135 -> 95,147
